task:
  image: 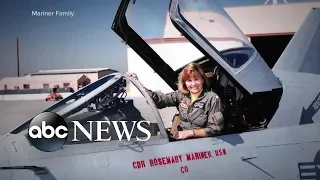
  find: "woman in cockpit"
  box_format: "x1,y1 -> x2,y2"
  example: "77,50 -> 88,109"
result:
126,63 -> 224,140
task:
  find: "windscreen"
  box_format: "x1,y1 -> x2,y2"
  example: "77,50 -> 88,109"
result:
174,0 -> 257,69
47,74 -> 117,114
10,73 -> 117,134
177,0 -> 252,49
17,74 -> 162,144
169,0 -> 282,94
125,0 -> 257,71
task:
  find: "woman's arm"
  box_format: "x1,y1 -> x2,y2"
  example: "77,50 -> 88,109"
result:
149,90 -> 182,109
126,72 -> 182,109
172,128 -> 207,139
203,95 -> 224,137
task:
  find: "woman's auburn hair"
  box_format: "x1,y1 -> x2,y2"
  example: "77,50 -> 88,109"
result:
178,63 -> 210,94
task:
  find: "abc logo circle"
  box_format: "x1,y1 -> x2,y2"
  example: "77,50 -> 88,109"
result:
28,112 -> 68,152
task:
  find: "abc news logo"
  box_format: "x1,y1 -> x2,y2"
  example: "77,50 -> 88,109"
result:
28,112 -> 152,152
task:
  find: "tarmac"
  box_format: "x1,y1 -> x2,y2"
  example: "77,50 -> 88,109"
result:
0,100 -> 56,135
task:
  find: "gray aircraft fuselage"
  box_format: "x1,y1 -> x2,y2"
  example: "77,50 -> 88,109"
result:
1,0 -> 320,179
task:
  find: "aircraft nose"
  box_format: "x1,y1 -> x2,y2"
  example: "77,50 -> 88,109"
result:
0,136 -> 12,180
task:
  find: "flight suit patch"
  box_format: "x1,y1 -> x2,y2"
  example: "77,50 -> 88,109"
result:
194,102 -> 204,109
180,99 -> 188,109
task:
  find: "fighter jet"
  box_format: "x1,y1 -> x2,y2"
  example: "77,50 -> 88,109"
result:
1,0 -> 320,179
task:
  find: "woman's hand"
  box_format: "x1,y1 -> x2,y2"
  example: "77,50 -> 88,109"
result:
172,130 -> 194,140
125,72 -> 139,80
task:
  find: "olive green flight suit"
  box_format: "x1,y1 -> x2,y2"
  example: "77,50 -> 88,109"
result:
150,89 -> 224,137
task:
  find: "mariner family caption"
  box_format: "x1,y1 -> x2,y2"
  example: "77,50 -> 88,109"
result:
31,11 -> 75,17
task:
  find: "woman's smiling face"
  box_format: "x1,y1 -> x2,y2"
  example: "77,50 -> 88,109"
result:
185,72 -> 204,94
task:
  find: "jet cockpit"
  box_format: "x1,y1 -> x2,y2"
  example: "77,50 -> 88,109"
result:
112,0 -> 284,135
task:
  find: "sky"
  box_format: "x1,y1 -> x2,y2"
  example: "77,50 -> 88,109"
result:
0,0 -> 319,78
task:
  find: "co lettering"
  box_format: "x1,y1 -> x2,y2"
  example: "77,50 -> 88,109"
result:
180,166 -> 189,174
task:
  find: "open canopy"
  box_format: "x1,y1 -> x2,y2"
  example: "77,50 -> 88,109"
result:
112,0 -> 282,95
